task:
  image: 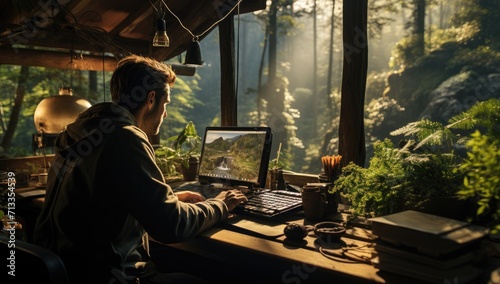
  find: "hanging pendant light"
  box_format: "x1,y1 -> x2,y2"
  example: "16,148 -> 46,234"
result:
33,87 -> 92,134
153,19 -> 169,47
184,38 -> 204,67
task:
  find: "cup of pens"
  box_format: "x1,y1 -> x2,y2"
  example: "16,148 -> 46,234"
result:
320,155 -> 342,214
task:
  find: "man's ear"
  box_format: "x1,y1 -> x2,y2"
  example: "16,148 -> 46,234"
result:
147,91 -> 156,110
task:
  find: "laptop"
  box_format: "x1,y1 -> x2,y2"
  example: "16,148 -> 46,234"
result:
198,126 -> 272,190
174,126 -> 302,219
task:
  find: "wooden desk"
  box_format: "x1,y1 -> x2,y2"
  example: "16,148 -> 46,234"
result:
149,213 -> 421,284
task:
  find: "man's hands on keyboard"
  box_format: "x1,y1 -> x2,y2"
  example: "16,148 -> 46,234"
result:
215,189 -> 248,212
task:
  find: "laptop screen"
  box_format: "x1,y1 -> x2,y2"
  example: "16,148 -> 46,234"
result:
198,127 -> 273,189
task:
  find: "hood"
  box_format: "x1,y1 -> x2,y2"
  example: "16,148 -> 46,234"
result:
55,102 -> 136,152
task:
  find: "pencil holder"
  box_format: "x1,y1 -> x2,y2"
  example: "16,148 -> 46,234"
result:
318,173 -> 340,214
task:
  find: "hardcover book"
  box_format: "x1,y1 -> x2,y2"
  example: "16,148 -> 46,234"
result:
368,210 -> 488,257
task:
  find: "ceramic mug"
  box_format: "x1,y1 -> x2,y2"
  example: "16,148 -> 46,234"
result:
38,168 -> 49,186
301,185 -> 326,220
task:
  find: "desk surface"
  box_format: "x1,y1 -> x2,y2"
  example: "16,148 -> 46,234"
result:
13,181 -> 493,283
14,184 -> 46,208
150,212 -> 424,284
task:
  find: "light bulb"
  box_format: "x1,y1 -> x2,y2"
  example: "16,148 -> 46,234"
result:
153,19 -> 169,47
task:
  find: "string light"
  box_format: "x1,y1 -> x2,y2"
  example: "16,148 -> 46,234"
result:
159,0 -> 242,66
160,0 -> 242,40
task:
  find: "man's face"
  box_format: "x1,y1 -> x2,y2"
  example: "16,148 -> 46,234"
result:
143,87 -> 170,135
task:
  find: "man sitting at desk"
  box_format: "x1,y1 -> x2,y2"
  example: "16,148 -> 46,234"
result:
34,55 -> 247,284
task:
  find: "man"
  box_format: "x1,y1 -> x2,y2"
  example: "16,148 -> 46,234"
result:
34,55 -> 247,283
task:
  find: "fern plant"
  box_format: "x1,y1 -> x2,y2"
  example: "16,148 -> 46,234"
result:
335,139 -> 409,216
388,99 -> 500,230
335,99 -> 500,220
391,98 -> 500,150
334,138 -> 465,217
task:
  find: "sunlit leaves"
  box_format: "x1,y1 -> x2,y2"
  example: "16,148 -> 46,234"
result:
458,130 -> 500,233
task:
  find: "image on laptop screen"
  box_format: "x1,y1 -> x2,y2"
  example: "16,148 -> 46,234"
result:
198,127 -> 272,189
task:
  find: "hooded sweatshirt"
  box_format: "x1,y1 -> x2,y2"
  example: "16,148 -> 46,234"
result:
34,102 -> 228,283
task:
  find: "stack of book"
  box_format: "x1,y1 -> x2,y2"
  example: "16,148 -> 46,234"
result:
369,210 -> 489,283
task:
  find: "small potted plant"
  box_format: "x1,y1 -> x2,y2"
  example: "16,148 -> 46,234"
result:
155,121 -> 202,181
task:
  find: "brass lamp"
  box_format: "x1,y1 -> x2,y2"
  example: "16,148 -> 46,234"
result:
33,87 -> 91,134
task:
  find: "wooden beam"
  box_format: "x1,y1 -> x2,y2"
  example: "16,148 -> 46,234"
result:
0,46 -> 196,75
219,15 -> 237,127
170,63 -> 196,77
0,46 -> 118,71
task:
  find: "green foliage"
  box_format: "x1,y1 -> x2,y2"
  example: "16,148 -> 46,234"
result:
389,99 -> 500,230
459,131 -> 500,233
449,46 -> 500,71
392,98 -> 500,150
0,65 -> 106,156
404,150 -> 465,197
155,121 -> 201,176
390,119 -> 456,150
365,72 -> 390,103
160,74 -> 203,143
154,146 -> 178,177
448,98 -> 500,135
334,139 -> 408,216
451,99 -> 500,232
365,96 -> 405,143
335,134 -> 465,217
389,35 -> 422,68
450,0 -> 500,44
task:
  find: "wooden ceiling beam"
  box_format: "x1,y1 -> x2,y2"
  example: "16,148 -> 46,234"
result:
0,46 -> 195,75
0,45 -> 118,71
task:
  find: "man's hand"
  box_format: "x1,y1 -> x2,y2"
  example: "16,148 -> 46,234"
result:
215,189 -> 248,212
176,191 -> 205,203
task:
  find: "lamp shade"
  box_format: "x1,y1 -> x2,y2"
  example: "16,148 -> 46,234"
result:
34,88 -> 91,134
184,40 -> 204,66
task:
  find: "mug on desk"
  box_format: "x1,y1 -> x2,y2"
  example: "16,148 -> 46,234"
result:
301,185 -> 327,220
38,168 -> 49,186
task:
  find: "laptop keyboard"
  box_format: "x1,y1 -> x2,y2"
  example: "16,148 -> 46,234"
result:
238,190 -> 302,218
173,182 -> 302,218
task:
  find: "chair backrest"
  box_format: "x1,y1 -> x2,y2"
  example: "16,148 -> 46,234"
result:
0,234 -> 70,284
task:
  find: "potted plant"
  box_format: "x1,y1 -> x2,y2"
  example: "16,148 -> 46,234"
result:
394,98 -> 500,230
333,138 -> 466,219
155,121 -> 202,181
335,98 -> 500,224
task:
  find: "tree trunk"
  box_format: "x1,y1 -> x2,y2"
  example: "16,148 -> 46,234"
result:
1,66 -> 29,151
338,0 -> 368,167
413,0 -> 426,57
325,0 -> 336,123
312,0 -> 318,136
266,0 -> 287,156
257,18 -> 270,125
268,0 -> 278,86
219,15 -> 237,126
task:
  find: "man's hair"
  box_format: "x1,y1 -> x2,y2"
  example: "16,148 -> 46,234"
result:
110,55 -> 176,114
